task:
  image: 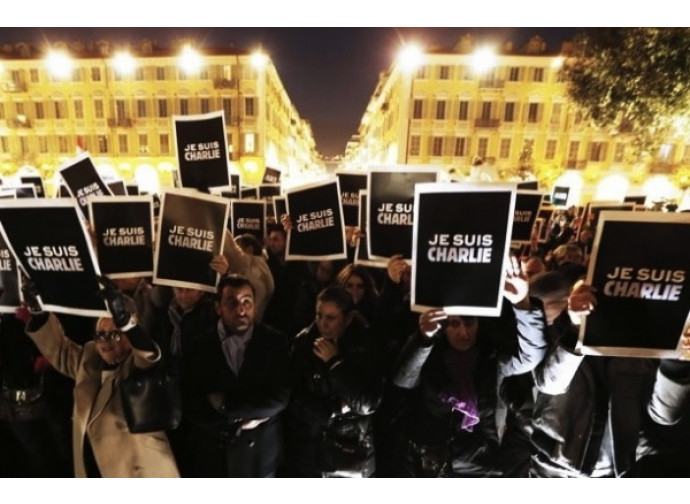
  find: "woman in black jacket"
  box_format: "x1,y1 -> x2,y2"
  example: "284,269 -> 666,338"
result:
284,286 -> 383,477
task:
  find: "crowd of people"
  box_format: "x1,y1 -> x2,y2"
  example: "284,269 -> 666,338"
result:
1,207 -> 689,478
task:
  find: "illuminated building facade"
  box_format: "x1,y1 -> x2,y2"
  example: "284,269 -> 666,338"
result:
0,39 -> 321,194
345,35 -> 690,205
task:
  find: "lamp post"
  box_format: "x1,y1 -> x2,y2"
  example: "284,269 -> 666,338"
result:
398,44 -> 422,165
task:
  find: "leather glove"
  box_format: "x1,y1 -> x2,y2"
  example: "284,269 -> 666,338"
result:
21,275 -> 43,314
97,275 -> 131,328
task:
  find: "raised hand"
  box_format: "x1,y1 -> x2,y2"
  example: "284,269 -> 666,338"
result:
97,275 -> 132,328
567,280 -> 597,326
503,255 -> 530,307
418,309 -> 447,338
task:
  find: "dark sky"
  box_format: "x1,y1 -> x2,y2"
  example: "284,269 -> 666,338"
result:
2,28 -> 579,157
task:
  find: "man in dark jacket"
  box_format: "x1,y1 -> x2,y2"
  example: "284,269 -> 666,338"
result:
183,275 -> 290,477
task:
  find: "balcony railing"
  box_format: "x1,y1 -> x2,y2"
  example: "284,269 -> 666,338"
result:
213,78 -> 237,89
1,81 -> 27,92
474,118 -> 500,128
107,118 -> 133,128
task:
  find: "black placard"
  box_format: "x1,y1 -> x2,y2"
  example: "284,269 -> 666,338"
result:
367,168 -> 438,260
511,191 -> 543,244
174,111 -> 230,192
154,190 -> 229,293
59,154 -> 112,220
0,199 -> 107,316
412,183 -> 516,316
90,196 -> 154,278
336,171 -> 368,227
286,180 -> 347,261
579,212 -> 690,358
231,200 -> 266,243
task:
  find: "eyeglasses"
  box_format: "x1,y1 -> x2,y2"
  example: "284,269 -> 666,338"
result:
94,330 -> 122,343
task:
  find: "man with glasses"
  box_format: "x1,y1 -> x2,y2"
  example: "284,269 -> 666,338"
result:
183,274 -> 291,477
21,276 -> 179,478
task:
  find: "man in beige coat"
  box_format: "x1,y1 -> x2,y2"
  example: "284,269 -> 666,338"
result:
22,278 -> 179,478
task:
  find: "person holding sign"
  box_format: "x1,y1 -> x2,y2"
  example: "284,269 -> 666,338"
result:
20,276 -> 179,478
392,259 -> 547,477
530,282 -> 690,478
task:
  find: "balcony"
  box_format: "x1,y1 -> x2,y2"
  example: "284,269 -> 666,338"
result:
474,118 -> 500,128
213,78 -> 237,89
478,79 -> 505,89
1,81 -> 27,93
108,118 -> 133,128
9,117 -> 31,128
562,159 -> 587,169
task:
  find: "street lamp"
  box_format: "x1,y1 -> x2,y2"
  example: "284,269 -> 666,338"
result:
112,51 -> 136,75
250,51 -> 268,70
397,43 -> 423,165
45,50 -> 74,79
471,47 -> 496,75
178,44 -> 202,75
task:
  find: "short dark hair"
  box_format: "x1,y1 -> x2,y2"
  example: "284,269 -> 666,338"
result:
316,286 -> 353,315
216,274 -> 255,301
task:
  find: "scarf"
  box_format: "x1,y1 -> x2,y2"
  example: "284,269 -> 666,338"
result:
439,346 -> 480,432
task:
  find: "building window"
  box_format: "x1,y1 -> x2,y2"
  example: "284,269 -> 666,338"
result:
567,141 -> 580,161
160,134 -> 170,154
30,69 -> 39,83
431,137 -> 443,157
551,103 -> 562,124
545,140 -> 557,160
54,101 -> 67,119
614,143 -> 625,163
499,138 -> 511,158
504,102 -> 515,122
91,67 -> 101,82
139,134 -> 148,154
508,67 -> 520,82
435,100 -> 446,120
135,67 -> 144,81
98,135 -> 108,154
438,65 -> 450,80
477,138 -> 488,159
413,99 -> 423,119
458,100 -> 469,121
527,103 -> 539,123
34,101 -> 44,119
589,142 -> 607,161
15,102 -> 24,116
200,98 -> 210,114
20,137 -> 28,155
118,134 -> 128,154
58,135 -> 68,153
454,137 -> 467,157
415,66 -> 427,79
179,98 -> 189,115
94,99 -> 104,119
481,102 -> 492,120
156,67 -> 166,80
74,99 -> 84,119
0,136 -> 8,153
116,99 -> 127,119
158,99 -> 168,118
38,136 -> 48,153
409,135 -> 421,156
244,97 -> 255,117
222,98 -> 232,122
244,133 -> 256,154
137,99 -> 147,118
0,103 -> 4,120
200,68 -> 209,80
533,68 -> 544,82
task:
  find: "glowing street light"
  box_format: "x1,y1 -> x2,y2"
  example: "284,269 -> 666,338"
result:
251,51 -> 268,70
398,44 -> 423,73
178,44 -> 202,74
471,47 -> 496,74
112,51 -> 136,75
551,56 -> 565,69
45,50 -> 74,79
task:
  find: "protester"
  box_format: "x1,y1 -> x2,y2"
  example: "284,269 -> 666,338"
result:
21,276 -> 179,478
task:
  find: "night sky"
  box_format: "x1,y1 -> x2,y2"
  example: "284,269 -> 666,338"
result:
1,28 -> 579,158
